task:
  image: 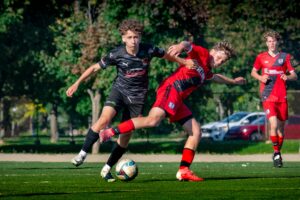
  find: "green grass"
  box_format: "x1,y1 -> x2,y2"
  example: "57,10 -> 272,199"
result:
0,162 -> 300,200
1,136 -> 300,154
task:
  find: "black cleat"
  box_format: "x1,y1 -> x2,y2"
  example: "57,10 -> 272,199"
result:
273,152 -> 283,168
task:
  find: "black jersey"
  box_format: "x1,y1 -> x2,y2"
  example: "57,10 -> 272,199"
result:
98,43 -> 165,102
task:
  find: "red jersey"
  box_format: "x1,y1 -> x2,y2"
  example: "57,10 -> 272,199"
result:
253,51 -> 295,102
160,44 -> 214,99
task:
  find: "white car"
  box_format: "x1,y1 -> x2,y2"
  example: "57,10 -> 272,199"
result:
201,112 -> 265,141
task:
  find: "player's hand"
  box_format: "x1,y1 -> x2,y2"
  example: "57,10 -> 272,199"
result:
185,59 -> 198,69
66,84 -> 78,97
168,43 -> 185,57
234,77 -> 246,85
260,75 -> 269,83
280,74 -> 288,81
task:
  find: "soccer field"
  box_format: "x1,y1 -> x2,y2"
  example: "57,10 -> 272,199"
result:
1,162 -> 300,200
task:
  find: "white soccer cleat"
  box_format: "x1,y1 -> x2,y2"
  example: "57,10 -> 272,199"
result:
100,164 -> 116,182
71,154 -> 86,167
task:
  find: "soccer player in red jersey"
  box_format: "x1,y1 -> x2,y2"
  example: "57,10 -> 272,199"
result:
251,30 -> 298,168
100,40 -> 246,181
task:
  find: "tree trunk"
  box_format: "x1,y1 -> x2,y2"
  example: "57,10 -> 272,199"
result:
3,98 -> 11,137
214,95 -> 224,121
87,89 -> 101,154
50,104 -> 58,143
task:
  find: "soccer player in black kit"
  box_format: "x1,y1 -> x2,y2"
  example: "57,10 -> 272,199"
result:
66,19 -> 195,182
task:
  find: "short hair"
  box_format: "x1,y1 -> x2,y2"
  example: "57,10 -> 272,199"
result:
212,41 -> 236,60
118,19 -> 144,35
263,30 -> 281,41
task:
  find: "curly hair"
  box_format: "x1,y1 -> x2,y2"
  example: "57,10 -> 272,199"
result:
212,41 -> 236,60
263,30 -> 281,41
118,19 -> 144,35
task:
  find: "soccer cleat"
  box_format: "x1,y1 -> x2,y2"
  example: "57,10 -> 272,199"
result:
101,165 -> 116,182
273,152 -> 283,168
99,128 -> 115,143
176,167 -> 204,182
71,154 -> 86,167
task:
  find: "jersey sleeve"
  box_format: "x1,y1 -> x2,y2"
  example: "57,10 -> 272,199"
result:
253,55 -> 262,71
98,48 -> 118,69
149,45 -> 165,58
285,54 -> 295,73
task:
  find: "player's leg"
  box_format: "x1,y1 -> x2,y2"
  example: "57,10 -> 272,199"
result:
273,102 -> 288,168
99,107 -> 166,142
176,117 -> 203,182
101,102 -> 140,182
71,106 -> 116,166
72,88 -> 123,167
264,102 -> 283,167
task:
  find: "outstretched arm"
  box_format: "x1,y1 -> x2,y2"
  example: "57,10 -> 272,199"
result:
211,74 -> 246,85
66,63 -> 101,97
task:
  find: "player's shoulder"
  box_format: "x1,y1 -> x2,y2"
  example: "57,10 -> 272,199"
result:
139,43 -> 157,50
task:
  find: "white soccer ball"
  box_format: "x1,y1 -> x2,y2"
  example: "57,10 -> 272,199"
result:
115,158 -> 138,181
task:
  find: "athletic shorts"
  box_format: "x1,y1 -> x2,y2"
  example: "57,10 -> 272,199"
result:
104,88 -> 145,121
152,84 -> 193,125
263,101 -> 288,121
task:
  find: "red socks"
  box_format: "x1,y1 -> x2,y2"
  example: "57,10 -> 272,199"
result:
278,136 -> 284,150
116,119 -> 135,134
270,136 -> 279,153
180,148 -> 195,169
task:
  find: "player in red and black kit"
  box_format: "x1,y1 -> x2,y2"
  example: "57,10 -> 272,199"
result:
66,19 -> 195,182
251,30 -> 297,168
100,41 -> 246,181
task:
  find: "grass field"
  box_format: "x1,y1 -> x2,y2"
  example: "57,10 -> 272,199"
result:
1,161 -> 300,200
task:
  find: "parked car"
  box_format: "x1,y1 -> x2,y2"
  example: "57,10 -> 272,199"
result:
225,116 -> 266,141
224,114 -> 300,141
201,111 -> 265,141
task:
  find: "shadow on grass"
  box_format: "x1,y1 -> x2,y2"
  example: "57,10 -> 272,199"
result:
0,190 -> 127,198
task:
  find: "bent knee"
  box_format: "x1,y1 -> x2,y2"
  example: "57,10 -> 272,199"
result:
146,117 -> 161,127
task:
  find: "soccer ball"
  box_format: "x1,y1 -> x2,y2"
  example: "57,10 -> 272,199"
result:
115,158 -> 138,181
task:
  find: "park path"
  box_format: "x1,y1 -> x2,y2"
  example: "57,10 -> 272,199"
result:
0,153 -> 299,162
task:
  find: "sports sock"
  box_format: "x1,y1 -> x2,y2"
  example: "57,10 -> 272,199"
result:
179,148 -> 195,169
106,143 -> 127,167
270,135 -> 279,153
278,136 -> 284,151
82,128 -> 99,153
112,119 -> 135,135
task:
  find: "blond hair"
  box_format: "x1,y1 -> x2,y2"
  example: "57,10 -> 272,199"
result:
263,30 -> 281,41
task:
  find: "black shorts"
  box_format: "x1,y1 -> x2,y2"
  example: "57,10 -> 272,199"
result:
104,88 -> 145,122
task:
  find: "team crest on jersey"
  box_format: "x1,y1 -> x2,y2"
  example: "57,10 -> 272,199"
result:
265,109 -> 270,115
168,102 -> 175,110
278,58 -> 284,65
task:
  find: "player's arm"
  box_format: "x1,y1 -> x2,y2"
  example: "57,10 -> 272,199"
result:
168,41 -> 192,57
251,68 -> 269,83
211,74 -> 246,85
281,71 -> 298,81
163,53 -> 196,69
66,63 -> 101,97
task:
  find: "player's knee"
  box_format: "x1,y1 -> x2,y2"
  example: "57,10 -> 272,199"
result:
146,117 -> 160,127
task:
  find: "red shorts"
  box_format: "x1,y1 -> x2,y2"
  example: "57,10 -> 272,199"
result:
152,84 -> 192,123
263,101 -> 288,121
